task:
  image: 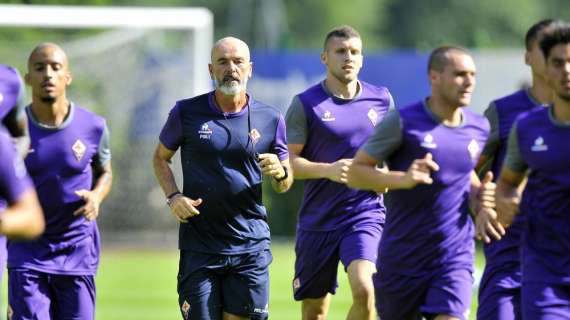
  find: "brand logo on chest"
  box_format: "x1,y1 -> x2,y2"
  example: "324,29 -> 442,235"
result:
72,139 -> 86,161
321,110 -> 336,122
0,93 -> 4,105
467,139 -> 480,160
420,134 -> 437,149
198,123 -> 213,140
531,136 -> 548,152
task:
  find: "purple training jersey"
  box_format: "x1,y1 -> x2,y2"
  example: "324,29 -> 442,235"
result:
8,104 -> 110,276
286,81 -> 392,231
363,100 -> 489,276
481,89 -> 544,268
159,91 -> 288,254
505,107 -> 570,285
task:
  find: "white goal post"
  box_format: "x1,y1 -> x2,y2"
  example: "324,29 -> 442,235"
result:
0,4 -> 213,96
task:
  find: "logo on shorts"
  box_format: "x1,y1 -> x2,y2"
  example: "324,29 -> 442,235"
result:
467,139 -> 480,160
253,304 -> 268,314
181,300 -> 191,319
293,278 -> 301,291
198,123 -> 213,140
249,128 -> 261,144
368,109 -> 379,126
72,139 -> 86,161
420,134 -> 437,149
531,136 -> 548,152
321,110 -> 336,122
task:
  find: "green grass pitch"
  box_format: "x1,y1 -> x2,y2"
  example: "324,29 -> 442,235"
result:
1,241 -> 484,320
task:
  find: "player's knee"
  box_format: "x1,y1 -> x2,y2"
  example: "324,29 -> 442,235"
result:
302,301 -> 328,320
351,281 -> 375,304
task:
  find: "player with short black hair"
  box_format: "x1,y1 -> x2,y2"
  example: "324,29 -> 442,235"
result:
494,21 -> 570,319
286,25 -> 393,320
475,19 -> 558,320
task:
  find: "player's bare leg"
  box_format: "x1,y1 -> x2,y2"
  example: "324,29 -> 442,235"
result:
346,259 -> 376,320
302,294 -> 332,320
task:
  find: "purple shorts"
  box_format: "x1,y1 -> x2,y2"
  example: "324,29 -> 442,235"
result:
8,269 -> 95,320
375,266 -> 473,320
477,262 -> 522,320
522,282 -> 570,320
292,220 -> 382,301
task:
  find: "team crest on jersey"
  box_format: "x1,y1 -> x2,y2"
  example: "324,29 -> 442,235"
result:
181,300 -> 191,319
198,123 -> 213,140
420,134 -> 437,149
72,139 -> 86,161
249,128 -> 261,144
321,110 -> 336,122
467,139 -> 480,160
531,136 -> 548,152
368,109 -> 379,126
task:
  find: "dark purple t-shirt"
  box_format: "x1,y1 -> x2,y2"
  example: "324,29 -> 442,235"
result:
504,107 -> 570,284
8,104 -> 110,276
159,91 -> 288,254
480,89 -> 544,278
286,81 -> 392,231
363,100 -> 489,276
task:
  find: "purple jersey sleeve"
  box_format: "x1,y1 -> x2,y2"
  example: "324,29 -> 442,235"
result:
159,104 -> 183,151
0,132 -> 32,205
272,115 -> 289,161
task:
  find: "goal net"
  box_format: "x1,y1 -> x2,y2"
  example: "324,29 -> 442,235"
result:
0,4 -> 213,244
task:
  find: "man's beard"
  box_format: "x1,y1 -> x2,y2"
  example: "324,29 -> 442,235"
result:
214,78 -> 247,95
40,96 -> 56,103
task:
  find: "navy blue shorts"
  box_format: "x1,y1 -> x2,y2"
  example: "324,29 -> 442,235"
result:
177,249 -> 272,320
293,221 -> 382,301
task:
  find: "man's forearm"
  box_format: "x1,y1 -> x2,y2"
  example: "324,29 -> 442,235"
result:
92,164 -> 113,203
153,155 -> 180,196
290,155 -> 332,180
347,163 -> 407,192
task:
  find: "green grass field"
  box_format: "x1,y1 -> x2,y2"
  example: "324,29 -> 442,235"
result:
2,242 -> 484,319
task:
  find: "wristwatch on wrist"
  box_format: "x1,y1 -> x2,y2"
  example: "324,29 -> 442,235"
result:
274,166 -> 289,182
166,191 -> 182,207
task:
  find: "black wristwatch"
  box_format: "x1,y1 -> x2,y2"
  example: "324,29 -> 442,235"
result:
166,191 -> 182,207
274,166 -> 289,182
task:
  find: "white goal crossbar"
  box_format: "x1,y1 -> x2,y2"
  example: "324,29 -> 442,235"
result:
0,4 -> 214,95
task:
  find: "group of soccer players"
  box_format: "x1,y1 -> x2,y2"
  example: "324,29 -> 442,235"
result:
1,17 -> 569,320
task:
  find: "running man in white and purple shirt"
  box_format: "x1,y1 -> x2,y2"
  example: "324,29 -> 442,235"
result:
494,22 -> 570,320
8,43 -> 113,320
286,25 -> 393,320
348,46 -> 495,320
475,19 -> 558,320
